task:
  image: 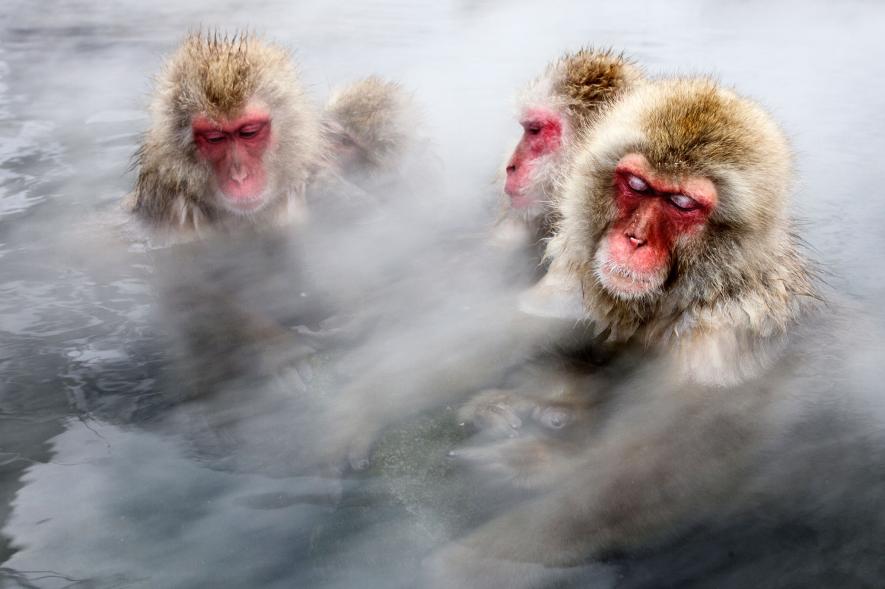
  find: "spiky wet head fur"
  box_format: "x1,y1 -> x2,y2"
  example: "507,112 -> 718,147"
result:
323,76 -> 418,172
553,48 -> 644,131
547,78 -> 816,383
519,48 -> 643,140
130,32 -> 323,234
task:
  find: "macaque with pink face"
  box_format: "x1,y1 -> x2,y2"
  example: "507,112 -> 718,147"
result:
129,33 -> 323,239
492,49 -> 643,255
126,33 -> 329,404
431,77 -> 819,589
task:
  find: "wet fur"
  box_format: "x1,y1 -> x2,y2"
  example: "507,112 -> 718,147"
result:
128,32 -> 323,238
430,78 -> 825,587
547,78 -> 817,384
494,48 -> 644,258
323,76 -> 419,173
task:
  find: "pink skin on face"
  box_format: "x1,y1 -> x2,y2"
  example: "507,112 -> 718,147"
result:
504,108 -> 563,208
601,153 -> 717,295
192,109 -> 273,210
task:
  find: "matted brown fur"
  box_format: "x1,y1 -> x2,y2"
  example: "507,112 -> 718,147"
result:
553,47 -> 644,130
129,32 -> 323,236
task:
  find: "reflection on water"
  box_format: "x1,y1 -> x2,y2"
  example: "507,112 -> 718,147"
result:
2,0 -> 885,587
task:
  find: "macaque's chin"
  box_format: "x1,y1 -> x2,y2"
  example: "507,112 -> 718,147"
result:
507,191 -> 538,210
594,251 -> 667,301
505,187 -> 547,222
217,185 -> 272,215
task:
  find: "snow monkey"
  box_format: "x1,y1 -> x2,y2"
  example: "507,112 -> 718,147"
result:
129,32 -> 323,239
492,48 -> 644,255
322,76 -> 419,184
463,70 -> 815,438
309,75 -> 440,220
431,78 -> 819,587
546,77 -> 813,380
126,33 -> 328,401
463,49 -> 645,436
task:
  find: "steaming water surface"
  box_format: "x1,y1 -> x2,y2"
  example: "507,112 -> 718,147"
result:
2,1 -> 885,587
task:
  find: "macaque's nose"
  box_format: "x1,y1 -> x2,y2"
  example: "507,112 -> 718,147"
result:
626,210 -> 652,247
230,165 -> 248,183
506,164 -> 517,175
627,233 -> 646,248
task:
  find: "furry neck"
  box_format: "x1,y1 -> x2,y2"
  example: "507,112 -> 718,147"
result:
579,234 -> 816,386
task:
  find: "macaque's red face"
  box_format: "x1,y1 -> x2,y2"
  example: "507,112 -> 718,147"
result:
192,106 -> 273,214
595,153 -> 717,299
504,107 -> 563,210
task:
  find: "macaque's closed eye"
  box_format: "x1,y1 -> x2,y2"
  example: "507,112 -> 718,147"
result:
204,131 -> 226,144
627,175 -> 648,192
238,123 -> 265,139
668,193 -> 699,211
622,172 -> 701,212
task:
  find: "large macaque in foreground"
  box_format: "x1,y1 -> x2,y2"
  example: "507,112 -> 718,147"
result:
129,33 -> 323,239
545,77 -> 811,378
465,67 -> 812,437
492,48 -> 643,253
430,78 -> 819,586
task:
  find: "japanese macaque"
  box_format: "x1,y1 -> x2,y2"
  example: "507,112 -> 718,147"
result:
126,34 -> 329,406
323,76 -> 419,185
545,76 -> 812,382
308,75 -> 439,219
463,68 -> 814,436
492,48 -> 643,255
471,49 -> 644,435
430,77 -> 820,586
129,33 -> 323,239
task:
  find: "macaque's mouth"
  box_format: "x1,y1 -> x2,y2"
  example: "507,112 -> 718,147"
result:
228,196 -> 263,209
507,191 -> 536,209
220,176 -> 267,199
218,189 -> 268,213
597,261 -> 665,297
222,189 -> 264,202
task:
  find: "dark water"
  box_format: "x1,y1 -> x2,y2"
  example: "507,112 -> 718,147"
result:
2,1 -> 885,587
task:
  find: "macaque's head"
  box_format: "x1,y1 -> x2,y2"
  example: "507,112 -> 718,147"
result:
546,78 -> 795,323
137,33 -> 322,224
323,76 -> 417,180
504,49 -> 642,219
